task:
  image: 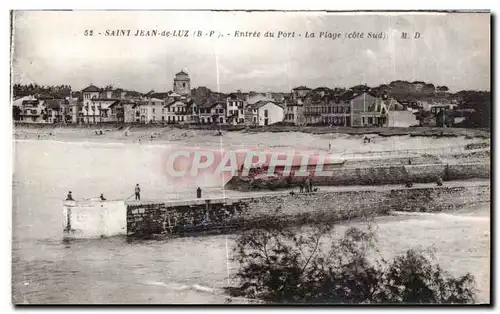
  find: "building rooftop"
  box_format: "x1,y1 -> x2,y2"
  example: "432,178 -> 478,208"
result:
45,99 -> 65,109
248,100 -> 284,110
82,84 -> 102,93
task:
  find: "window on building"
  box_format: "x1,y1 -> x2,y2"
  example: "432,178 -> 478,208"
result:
183,83 -> 186,88
219,117 -> 224,123
162,116 -> 165,121
201,118 -> 205,124
264,110 -> 268,118
362,117 -> 366,125
253,117 -> 257,123
368,117 -> 373,124
152,108 -> 155,114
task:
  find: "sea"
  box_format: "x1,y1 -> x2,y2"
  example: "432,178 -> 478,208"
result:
12,139 -> 490,304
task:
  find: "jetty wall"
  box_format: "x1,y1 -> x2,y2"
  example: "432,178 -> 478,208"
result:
225,162 -> 490,191
126,184 -> 490,239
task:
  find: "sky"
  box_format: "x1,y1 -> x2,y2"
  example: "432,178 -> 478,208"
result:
11,11 -> 490,93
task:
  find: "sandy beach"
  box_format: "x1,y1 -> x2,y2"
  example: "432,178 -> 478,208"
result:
13,124 -> 490,149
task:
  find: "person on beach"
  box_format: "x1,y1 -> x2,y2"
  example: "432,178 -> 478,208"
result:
135,184 -> 141,200
100,193 -> 106,201
329,142 -> 332,150
66,191 -> 73,201
304,178 -> 311,193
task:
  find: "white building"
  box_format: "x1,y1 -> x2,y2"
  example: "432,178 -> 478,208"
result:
245,100 -> 284,126
19,98 -> 46,123
226,93 -> 246,125
143,98 -> 165,123
81,84 -> 123,123
164,99 -> 192,124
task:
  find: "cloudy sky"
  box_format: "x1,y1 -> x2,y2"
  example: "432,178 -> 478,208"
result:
12,11 -> 490,93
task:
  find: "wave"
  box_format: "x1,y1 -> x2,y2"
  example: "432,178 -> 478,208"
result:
141,280 -> 222,294
392,211 -> 489,222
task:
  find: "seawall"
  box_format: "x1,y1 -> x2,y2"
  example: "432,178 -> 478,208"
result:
225,162 -> 490,191
126,183 -> 490,239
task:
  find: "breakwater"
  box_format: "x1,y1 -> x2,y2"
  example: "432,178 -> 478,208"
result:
224,162 -> 490,191
126,183 -> 490,239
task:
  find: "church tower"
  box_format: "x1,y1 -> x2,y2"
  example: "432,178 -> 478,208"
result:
173,70 -> 191,96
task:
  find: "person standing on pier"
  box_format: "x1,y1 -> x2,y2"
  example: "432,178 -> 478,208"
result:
135,184 -> 141,200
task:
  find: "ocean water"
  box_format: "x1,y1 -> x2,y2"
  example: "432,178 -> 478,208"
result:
12,139 -> 490,304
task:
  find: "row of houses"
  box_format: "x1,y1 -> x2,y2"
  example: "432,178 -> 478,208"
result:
14,89 -> 419,127
14,71 -> 461,127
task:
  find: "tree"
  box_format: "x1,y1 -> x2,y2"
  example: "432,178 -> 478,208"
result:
349,84 -> 370,94
437,86 -> 449,93
13,106 -> 21,121
226,219 -> 476,304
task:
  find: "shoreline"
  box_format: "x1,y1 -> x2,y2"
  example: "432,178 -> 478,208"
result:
13,124 -> 491,149
14,123 -> 491,139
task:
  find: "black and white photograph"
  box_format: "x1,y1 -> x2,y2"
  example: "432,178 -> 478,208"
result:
10,9 -> 491,304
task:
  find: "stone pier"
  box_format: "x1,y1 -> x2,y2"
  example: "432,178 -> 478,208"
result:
126,182 -> 490,239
